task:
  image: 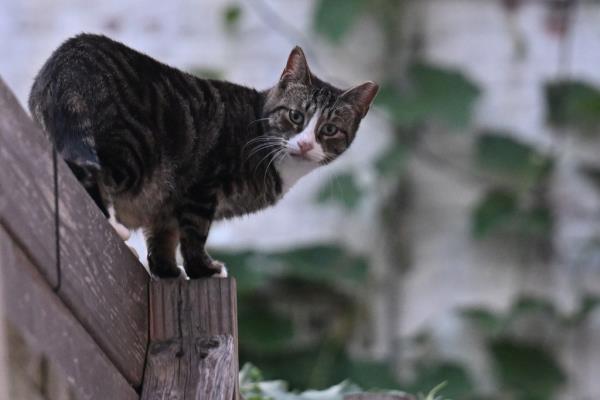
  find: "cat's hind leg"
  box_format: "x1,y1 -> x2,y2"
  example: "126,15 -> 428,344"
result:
176,194 -> 226,279
145,222 -> 181,278
65,159 -> 109,217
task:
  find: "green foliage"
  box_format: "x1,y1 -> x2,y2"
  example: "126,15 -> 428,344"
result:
475,132 -> 553,186
461,308 -> 506,336
461,298 -> 568,399
471,189 -> 517,238
215,245 -> 368,292
404,362 -> 474,400
472,132 -> 554,239
464,294 -> 600,334
238,302 -> 294,354
420,382 -> 450,400
242,341 -> 405,392
566,294 -> 600,325
545,80 -> 600,134
276,245 -> 369,286
223,4 -> 243,32
509,297 -> 556,320
489,339 -> 566,399
375,139 -> 408,178
240,363 -> 362,400
313,0 -> 365,43
471,189 -> 552,239
213,245 -> 372,391
316,173 -> 364,210
239,363 -> 422,400
463,297 -> 558,337
376,63 -> 480,129
338,359 -> 402,391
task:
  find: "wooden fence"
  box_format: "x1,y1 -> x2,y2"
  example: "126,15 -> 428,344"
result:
0,76 -> 408,400
0,76 -> 238,400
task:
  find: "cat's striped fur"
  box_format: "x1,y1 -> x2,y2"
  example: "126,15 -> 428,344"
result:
29,34 -> 378,278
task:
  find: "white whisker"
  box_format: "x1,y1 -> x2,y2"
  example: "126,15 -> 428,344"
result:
242,136 -> 285,164
253,146 -> 284,176
263,148 -> 286,188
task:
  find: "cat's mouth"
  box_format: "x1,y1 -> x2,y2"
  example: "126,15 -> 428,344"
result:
288,151 -> 318,163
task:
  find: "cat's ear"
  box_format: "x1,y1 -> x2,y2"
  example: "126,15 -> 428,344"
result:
280,46 -> 312,84
341,81 -> 379,118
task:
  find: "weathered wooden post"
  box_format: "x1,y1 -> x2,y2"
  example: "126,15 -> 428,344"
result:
141,278 -> 239,400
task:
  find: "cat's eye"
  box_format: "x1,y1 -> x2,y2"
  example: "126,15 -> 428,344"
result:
288,109 -> 304,126
320,124 -> 338,136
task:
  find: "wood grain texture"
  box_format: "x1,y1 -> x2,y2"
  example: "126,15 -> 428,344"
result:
149,279 -> 238,341
0,255 -> 9,400
142,279 -> 239,400
5,322 -> 78,400
141,334 -> 235,400
0,76 -> 149,386
0,227 -> 138,400
0,78 -> 58,286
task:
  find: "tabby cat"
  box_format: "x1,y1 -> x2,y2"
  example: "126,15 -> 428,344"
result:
29,34 -> 378,279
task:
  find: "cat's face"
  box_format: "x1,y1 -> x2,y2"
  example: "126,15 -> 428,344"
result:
262,47 -> 378,176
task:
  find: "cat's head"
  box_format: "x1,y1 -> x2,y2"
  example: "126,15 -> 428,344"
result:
262,47 -> 378,170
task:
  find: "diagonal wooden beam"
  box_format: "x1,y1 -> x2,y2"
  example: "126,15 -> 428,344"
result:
0,76 -> 149,386
0,227 -> 138,400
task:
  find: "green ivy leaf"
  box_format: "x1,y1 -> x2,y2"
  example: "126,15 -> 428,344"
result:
475,132 -> 553,186
514,206 -> 553,237
375,139 -> 407,178
316,173 -> 363,210
471,189 -> 552,239
238,302 -> 295,354
223,4 -> 242,31
472,190 -> 518,238
403,362 -> 474,400
313,0 -> 364,43
545,80 -> 600,134
489,338 -> 566,398
213,245 -> 368,289
243,343 -> 343,392
461,308 -> 506,336
507,297 -> 557,325
342,360 -> 403,392
567,294 -> 600,325
410,63 -> 481,128
376,63 -> 480,129
276,245 -> 369,286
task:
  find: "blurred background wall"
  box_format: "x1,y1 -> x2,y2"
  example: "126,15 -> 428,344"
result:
2,0 -> 600,399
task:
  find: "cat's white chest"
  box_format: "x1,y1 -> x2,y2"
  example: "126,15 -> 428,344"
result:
276,157 -> 317,195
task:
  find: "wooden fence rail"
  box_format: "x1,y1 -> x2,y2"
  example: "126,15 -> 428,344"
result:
0,76 -> 149,388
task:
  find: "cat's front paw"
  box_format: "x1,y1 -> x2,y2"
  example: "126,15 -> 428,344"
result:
148,256 -> 182,279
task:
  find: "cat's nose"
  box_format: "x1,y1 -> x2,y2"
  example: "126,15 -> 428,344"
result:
298,141 -> 313,154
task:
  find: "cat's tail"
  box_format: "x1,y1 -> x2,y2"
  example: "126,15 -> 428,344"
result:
29,71 -> 99,168
29,73 -> 106,214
